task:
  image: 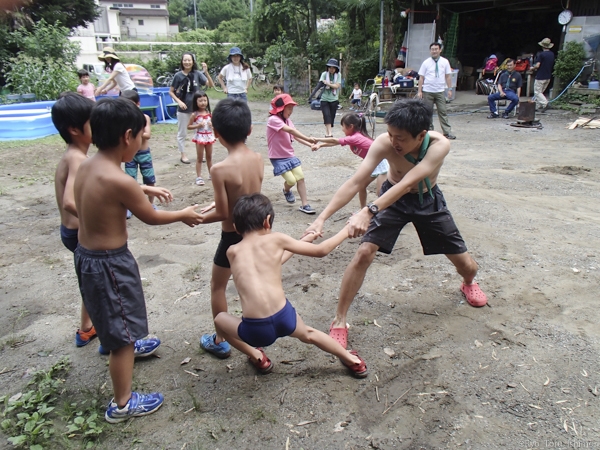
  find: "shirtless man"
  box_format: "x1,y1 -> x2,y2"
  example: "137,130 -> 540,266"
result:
306,99 -> 487,349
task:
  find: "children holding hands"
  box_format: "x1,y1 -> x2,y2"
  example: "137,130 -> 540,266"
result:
267,93 -> 317,214
312,112 -> 388,208
213,193 -> 367,378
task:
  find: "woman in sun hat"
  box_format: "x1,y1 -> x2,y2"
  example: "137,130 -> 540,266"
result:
319,58 -> 342,137
217,47 -> 253,102
94,47 -> 136,96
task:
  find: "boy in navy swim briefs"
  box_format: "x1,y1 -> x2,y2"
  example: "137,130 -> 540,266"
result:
213,193 -> 368,378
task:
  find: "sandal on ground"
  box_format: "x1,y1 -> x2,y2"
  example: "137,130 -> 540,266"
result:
460,282 -> 487,307
195,177 -> 205,186
248,347 -> 273,374
180,158 -> 191,164
329,322 -> 349,349
341,350 -> 368,378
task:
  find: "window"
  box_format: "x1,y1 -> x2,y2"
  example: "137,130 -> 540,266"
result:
121,20 -> 126,25
124,3 -> 133,7
150,4 -> 161,8
112,3 -> 122,6
138,19 -> 144,25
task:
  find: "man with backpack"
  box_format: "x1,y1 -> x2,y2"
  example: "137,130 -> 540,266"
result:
487,59 -> 522,119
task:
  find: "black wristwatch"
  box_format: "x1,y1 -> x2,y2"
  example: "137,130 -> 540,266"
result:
367,202 -> 379,216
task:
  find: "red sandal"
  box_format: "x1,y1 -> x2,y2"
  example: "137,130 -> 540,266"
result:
460,282 -> 487,307
341,350 -> 368,378
329,322 -> 349,349
248,348 -> 273,374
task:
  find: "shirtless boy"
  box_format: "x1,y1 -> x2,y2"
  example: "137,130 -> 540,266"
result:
74,97 -> 202,423
194,98 -> 265,360
213,193 -> 367,378
52,93 -> 97,347
306,99 -> 487,349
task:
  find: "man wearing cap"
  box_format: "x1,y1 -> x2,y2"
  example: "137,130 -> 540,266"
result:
533,38 -> 555,112
417,43 -> 456,140
319,58 -> 342,137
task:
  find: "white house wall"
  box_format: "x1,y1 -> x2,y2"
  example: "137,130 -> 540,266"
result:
120,16 -> 169,39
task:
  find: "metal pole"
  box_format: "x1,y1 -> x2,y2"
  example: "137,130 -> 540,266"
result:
379,0 -> 384,71
194,0 -> 197,29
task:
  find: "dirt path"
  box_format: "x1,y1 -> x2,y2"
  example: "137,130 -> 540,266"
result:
1,102 -> 599,449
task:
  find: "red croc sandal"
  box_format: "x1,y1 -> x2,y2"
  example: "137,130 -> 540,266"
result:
248,347 -> 273,374
341,350 -> 368,378
329,322 -> 349,349
460,282 -> 487,307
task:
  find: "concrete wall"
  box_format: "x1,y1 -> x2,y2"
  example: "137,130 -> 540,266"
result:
564,16 -> 600,56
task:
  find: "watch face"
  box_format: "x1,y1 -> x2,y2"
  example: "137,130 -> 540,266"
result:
558,9 -> 573,25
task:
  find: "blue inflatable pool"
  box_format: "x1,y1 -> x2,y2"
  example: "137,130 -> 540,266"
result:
0,101 -> 57,141
0,90 -> 178,141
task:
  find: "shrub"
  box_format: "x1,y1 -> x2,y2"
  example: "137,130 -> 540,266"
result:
4,54 -> 79,100
553,41 -> 587,83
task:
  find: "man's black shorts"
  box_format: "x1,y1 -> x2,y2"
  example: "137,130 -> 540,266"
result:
213,231 -> 242,268
75,244 -> 148,351
362,181 -> 467,255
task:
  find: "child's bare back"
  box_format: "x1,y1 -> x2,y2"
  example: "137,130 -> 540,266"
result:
55,147 -> 88,230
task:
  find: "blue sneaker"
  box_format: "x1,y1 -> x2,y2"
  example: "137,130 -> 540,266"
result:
105,391 -> 164,424
298,204 -> 316,215
98,337 -> 161,357
75,326 -> 97,347
283,188 -> 295,204
200,333 -> 231,359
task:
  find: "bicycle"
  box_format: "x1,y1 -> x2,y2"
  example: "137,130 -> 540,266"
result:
249,58 -> 281,90
156,73 -> 174,87
209,66 -> 224,92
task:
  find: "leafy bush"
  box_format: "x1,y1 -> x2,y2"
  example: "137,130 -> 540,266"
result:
553,41 -> 587,83
4,54 -> 79,100
9,19 -> 80,66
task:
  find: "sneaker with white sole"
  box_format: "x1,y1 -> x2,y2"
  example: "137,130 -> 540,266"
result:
98,337 -> 161,357
105,391 -> 164,423
283,189 -> 295,203
298,204 -> 316,214
200,333 -> 231,359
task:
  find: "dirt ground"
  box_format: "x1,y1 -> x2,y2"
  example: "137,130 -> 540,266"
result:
1,99 -> 599,450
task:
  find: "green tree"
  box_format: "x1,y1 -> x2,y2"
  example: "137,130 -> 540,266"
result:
9,19 -> 80,65
21,0 -> 99,29
198,0 -> 249,29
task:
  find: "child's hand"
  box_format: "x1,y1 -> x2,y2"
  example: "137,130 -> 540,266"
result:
201,62 -> 208,72
200,201 -> 216,214
301,230 -> 322,243
181,205 -> 202,227
143,186 -> 173,203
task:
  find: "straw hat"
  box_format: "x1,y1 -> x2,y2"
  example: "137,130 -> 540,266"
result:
98,47 -> 120,61
270,94 -> 297,115
538,38 -> 554,49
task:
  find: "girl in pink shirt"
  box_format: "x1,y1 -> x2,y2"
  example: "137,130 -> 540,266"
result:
267,94 -> 316,215
312,112 -> 388,208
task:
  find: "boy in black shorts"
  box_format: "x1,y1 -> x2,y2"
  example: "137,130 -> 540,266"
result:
52,93 -> 97,347
74,97 -> 203,423
306,99 -> 487,348
194,99 -> 265,359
